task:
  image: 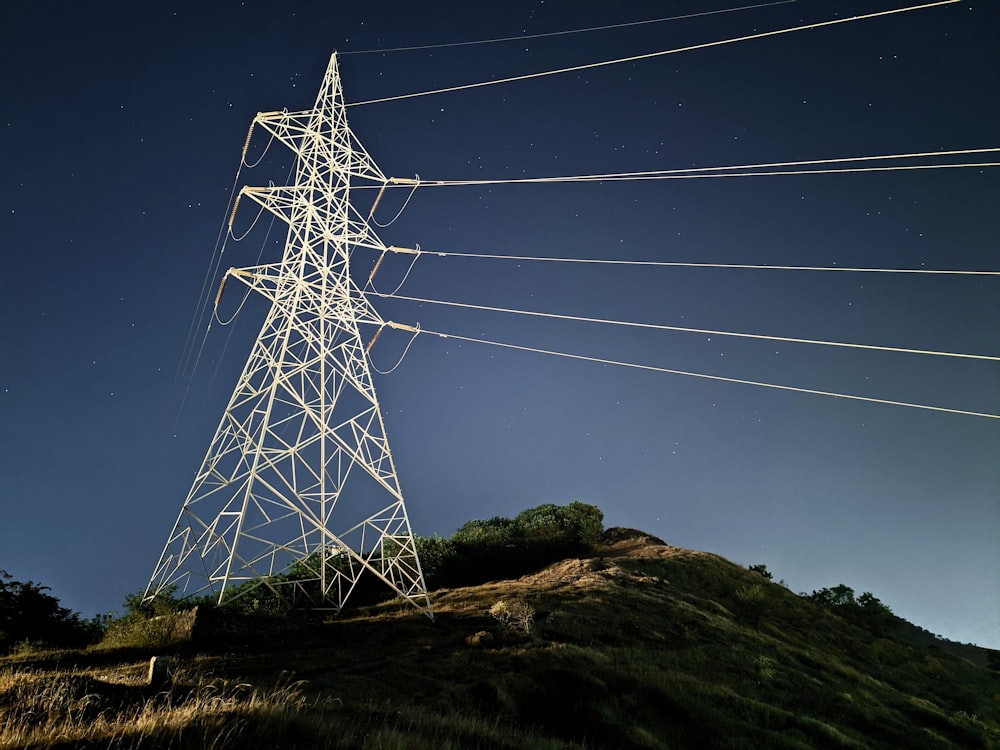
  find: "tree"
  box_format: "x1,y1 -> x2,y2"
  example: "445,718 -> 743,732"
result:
560,501 -> 605,548
122,583 -> 183,618
414,535 -> 462,589
0,569 -> 96,652
453,516 -> 523,547
805,585 -> 896,637
515,501 -> 604,552
856,591 -> 895,636
808,584 -> 856,608
748,564 -> 773,581
439,502 -> 605,587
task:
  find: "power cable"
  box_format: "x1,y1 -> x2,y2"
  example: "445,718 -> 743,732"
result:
340,0 -> 796,56
372,292 -> 1000,363
349,1 -> 959,106
175,166 -> 245,382
397,324 -> 1000,420
357,147 -> 1000,189
382,247 -> 1000,277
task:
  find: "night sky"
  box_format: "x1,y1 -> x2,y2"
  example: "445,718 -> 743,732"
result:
2,1 -> 997,648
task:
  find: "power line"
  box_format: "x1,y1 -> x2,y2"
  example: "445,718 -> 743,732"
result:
582,161 -> 1000,182
372,292 -> 1000,363
387,323 -> 1000,420
349,1 -> 960,107
341,0 -> 796,56
380,246 -> 1000,277
359,147 -> 1000,189
175,161 -> 245,383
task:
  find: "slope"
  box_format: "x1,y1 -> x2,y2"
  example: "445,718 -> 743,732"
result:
1,528 -> 998,749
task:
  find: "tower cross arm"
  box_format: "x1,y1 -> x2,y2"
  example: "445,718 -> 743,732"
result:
223,265 -> 287,303
250,110 -> 387,184
224,266 -> 387,329
251,109 -> 320,159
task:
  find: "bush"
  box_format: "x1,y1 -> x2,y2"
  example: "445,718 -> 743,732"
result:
414,535 -> 462,589
517,501 -> 604,552
735,584 -> 768,629
0,570 -> 99,653
99,586 -> 196,649
805,585 -> 896,637
433,501 -> 605,587
490,600 -> 536,636
100,609 -> 195,649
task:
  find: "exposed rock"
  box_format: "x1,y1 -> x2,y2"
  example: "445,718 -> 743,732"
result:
602,526 -> 667,546
465,630 -> 494,647
147,655 -> 173,688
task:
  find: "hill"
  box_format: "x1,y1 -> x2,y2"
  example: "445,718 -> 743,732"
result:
1,527 -> 998,749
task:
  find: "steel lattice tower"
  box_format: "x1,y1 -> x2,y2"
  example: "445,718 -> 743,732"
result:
145,53 -> 432,617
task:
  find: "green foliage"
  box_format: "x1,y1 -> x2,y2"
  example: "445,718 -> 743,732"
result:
223,580 -> 294,616
807,583 -> 857,608
454,515 -> 522,545
4,520 -> 999,750
216,547 -> 395,613
806,585 -> 897,637
987,651 -> 1000,672
748,563 -> 773,581
122,584 -> 183,618
562,500 -> 605,547
734,583 -> 768,629
753,654 -> 778,683
116,501 -> 605,614
414,535 -> 461,589
515,501 -> 604,549
99,585 -> 198,649
0,569 -> 98,653
430,501 -> 605,587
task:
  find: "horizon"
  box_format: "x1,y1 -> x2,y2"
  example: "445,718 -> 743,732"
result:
1,0 -> 997,649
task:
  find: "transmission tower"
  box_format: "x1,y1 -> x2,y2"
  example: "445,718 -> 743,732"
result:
145,53 -> 432,618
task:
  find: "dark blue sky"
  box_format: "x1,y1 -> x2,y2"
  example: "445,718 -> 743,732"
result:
2,1 -> 997,647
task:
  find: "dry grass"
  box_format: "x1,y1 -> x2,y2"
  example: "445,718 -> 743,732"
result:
2,529 -> 997,749
0,657 -> 575,749
0,664 -> 325,749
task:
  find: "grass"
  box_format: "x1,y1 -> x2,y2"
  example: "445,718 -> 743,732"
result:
2,528 -> 998,749
0,661 -> 579,749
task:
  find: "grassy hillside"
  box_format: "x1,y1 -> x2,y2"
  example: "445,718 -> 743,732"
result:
2,527 -> 998,749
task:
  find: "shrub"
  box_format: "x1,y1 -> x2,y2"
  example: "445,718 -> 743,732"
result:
414,535 -> 462,589
100,610 -> 194,649
734,584 -> 768,629
438,501 -> 605,587
489,600 -> 536,636
0,569 -> 98,653
99,586 -> 196,649
515,501 -> 604,552
754,654 -> 778,683
805,585 -> 896,637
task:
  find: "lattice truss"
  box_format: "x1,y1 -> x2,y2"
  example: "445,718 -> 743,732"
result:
145,54 -> 432,617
